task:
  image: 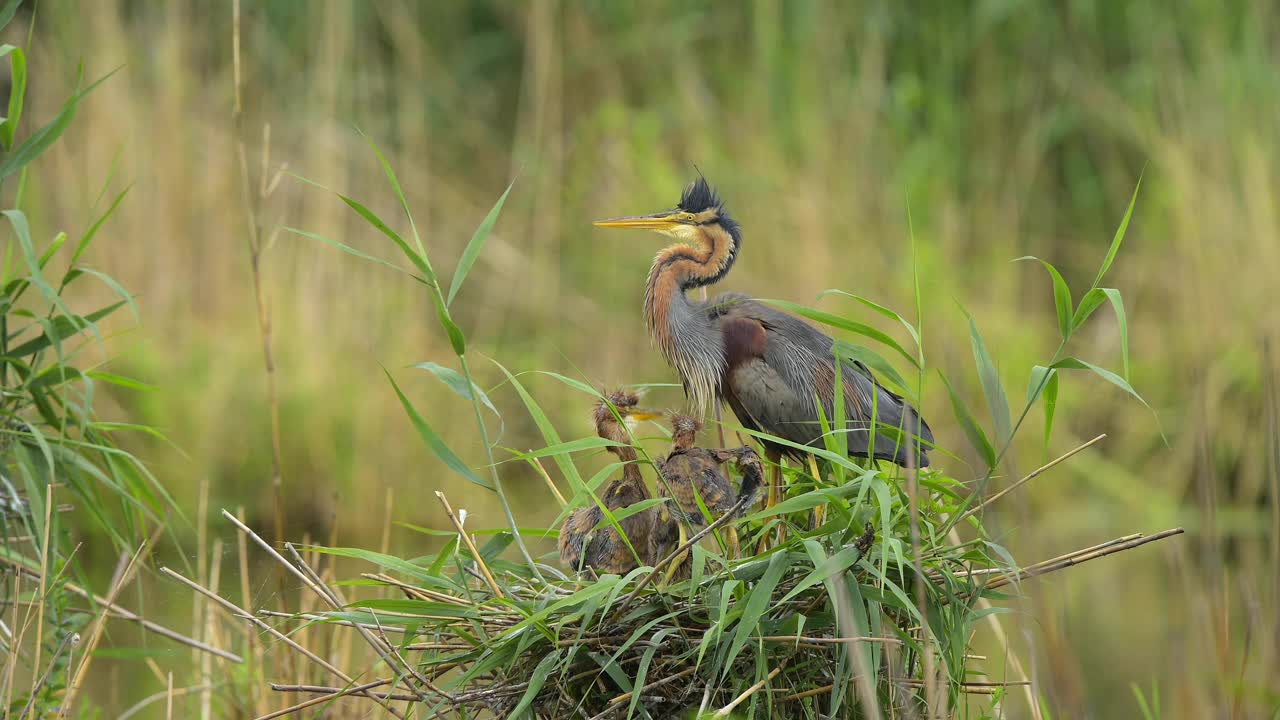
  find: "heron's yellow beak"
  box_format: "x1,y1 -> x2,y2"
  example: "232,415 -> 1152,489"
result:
625,408 -> 665,422
592,211 -> 682,231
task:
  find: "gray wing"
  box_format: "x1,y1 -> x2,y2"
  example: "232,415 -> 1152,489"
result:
708,293 -> 932,467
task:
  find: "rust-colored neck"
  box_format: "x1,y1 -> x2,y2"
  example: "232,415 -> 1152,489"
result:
596,416 -> 646,492
642,224 -> 738,413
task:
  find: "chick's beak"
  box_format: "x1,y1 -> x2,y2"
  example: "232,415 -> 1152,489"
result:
625,408 -> 665,422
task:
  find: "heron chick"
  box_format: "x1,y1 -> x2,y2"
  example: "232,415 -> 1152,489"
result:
653,414 -> 764,581
559,391 -> 662,576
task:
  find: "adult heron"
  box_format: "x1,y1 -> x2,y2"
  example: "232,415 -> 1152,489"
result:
594,178 -> 934,509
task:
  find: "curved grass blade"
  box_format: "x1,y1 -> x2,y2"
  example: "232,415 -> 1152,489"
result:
1094,173 -> 1142,288
0,64 -> 121,179
448,180 -> 513,306
385,368 -> 491,490
761,298 -> 920,369
1016,257 -> 1073,341
818,289 -> 921,351
338,193 -> 434,282
722,550 -> 787,678
410,361 -> 499,416
963,310 -> 1011,447
285,226 -> 416,277
940,371 -> 995,469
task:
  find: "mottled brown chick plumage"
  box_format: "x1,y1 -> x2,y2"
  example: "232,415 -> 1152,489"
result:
653,415 -> 764,577
558,391 -> 660,575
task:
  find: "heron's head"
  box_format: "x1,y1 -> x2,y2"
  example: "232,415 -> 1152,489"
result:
669,414 -> 703,450
592,390 -> 662,438
593,177 -> 741,247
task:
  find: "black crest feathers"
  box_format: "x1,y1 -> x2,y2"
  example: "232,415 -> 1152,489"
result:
678,177 -> 721,213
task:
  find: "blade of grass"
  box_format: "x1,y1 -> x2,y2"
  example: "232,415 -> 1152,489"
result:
448,180 -> 513,306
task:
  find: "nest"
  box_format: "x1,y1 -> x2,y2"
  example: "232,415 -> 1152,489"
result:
164,435 -> 1183,719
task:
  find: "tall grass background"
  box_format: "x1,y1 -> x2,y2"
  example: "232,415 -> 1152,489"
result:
8,1 -> 1276,716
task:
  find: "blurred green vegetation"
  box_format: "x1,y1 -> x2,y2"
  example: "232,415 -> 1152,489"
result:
6,0 -> 1276,716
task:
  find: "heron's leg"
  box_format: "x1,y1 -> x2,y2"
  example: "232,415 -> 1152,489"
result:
808,455 -> 825,529
763,449 -> 784,509
756,450 -> 780,553
664,523 -> 690,586
725,525 -> 740,560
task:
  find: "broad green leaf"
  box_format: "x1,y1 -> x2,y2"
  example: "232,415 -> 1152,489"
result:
66,267 -> 139,322
285,226 -> 415,276
360,128 -> 427,258
1026,365 -> 1060,447
6,300 -> 124,357
940,371 -> 995,469
436,302 -> 466,356
832,340 -> 909,398
338,193 -> 434,282
385,369 -> 491,490
86,372 -> 156,391
1071,287 -> 1107,329
507,650 -> 561,718
38,232 -> 66,270
491,359 -> 584,489
410,361 -> 499,415
1102,288 -> 1130,380
68,185 -> 130,267
0,43 -> 26,150
587,498 -> 668,532
346,598 -> 478,619
532,370 -> 606,398
778,542 -> 866,604
0,0 -> 23,35
723,550 -> 787,677
448,180 -> 513,306
761,298 -> 920,369
1017,257 -> 1073,341
0,65 -> 121,179
1043,369 -> 1059,446
965,312 -> 1011,447
510,436 -> 622,460
1051,357 -> 1144,404
307,545 -> 459,589
1093,173 -> 1142,288
739,476 -> 867,521
817,289 -> 921,351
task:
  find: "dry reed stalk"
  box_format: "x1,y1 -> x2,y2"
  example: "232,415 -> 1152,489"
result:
200,537 -> 224,720
605,667 -> 697,707
232,0 -> 289,582
283,542 -> 441,700
159,567 -> 406,719
714,662 -> 785,717
28,484 -> 53,701
981,528 -> 1184,593
2,571 -> 18,711
267,681 -> 420,702
362,573 -> 470,605
257,609 -> 410,634
435,491 -> 505,599
755,635 -> 903,645
527,455 -> 567,507
117,683 -> 215,720
958,434 -> 1106,522
64,528 -> 162,712
257,679 -> 397,720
